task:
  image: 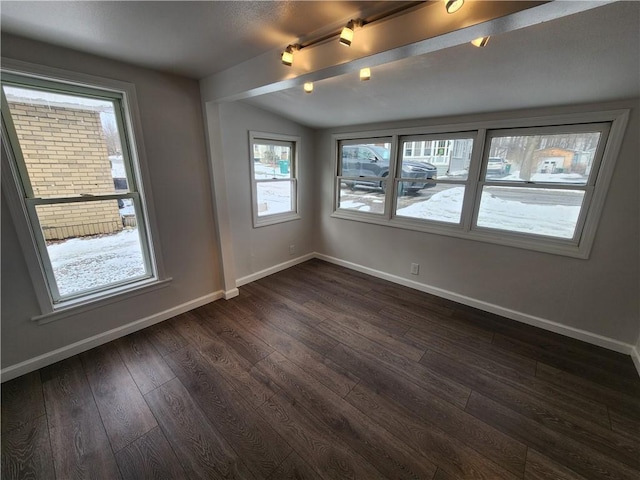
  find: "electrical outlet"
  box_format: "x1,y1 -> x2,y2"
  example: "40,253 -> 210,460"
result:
410,263 -> 419,275
289,244 -> 296,255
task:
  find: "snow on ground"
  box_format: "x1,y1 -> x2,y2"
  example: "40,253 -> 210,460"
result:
396,187 -> 463,224
253,163 -> 295,216
501,170 -> 587,184
397,187 -> 581,238
47,228 -> 146,297
256,181 -> 292,216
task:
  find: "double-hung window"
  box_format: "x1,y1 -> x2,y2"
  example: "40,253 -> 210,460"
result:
249,132 -> 300,227
1,67 -> 162,314
475,125 -> 610,241
332,109 -> 628,258
337,138 -> 393,216
395,134 -> 476,225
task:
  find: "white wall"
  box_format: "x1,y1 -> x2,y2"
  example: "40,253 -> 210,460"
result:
315,100 -> 640,347
211,101 -> 317,282
1,35 -> 222,375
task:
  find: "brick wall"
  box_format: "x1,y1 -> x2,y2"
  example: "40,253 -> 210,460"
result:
8,101 -> 122,240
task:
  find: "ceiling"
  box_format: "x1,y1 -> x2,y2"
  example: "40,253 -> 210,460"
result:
0,1 -> 397,79
2,1 -> 638,129
243,1 -> 640,127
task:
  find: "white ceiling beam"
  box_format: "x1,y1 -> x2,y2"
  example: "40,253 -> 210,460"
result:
201,0 -> 612,103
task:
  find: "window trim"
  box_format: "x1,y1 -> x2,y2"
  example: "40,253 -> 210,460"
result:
472,122 -> 612,245
336,136 -> 395,218
1,58 -> 168,318
249,131 -> 301,228
332,108 -> 629,258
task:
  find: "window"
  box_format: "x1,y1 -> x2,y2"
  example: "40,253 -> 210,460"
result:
337,138 -> 393,216
1,67 -> 163,313
475,126 -> 608,240
249,132 -> 300,227
395,135 -> 475,225
332,110 -> 628,258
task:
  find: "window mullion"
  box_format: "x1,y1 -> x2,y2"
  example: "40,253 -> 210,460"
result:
386,134 -> 399,220
462,128 -> 485,231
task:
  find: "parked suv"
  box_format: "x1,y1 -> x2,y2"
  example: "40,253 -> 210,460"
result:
341,145 -> 437,194
486,157 -> 507,175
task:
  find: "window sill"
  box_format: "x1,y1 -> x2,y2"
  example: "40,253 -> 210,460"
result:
32,277 -> 173,325
332,209 -> 588,258
254,212 -> 301,228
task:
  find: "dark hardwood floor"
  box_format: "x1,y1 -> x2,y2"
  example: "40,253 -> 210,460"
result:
2,259 -> 639,479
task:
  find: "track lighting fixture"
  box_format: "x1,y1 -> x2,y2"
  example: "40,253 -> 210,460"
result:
359,68 -> 371,81
303,82 -> 314,93
471,36 -> 490,47
339,20 -> 362,47
281,45 -> 299,67
445,0 -> 464,14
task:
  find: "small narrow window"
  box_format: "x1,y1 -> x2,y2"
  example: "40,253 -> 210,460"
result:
249,132 -> 300,227
2,73 -> 160,307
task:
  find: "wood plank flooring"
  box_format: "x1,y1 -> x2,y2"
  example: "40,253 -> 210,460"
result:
2,259 -> 639,479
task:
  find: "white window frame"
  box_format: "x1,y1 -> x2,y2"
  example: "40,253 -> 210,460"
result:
332,109 -> 629,259
394,132 -> 480,229
249,131 -> 300,228
1,59 -> 168,324
336,137 -> 395,218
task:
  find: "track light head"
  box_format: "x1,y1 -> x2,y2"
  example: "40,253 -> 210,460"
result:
339,21 -> 355,47
471,36 -> 490,47
445,0 -> 464,14
339,19 -> 363,47
281,45 -> 299,67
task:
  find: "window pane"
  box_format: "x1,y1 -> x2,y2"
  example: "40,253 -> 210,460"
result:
340,141 -> 392,177
399,138 -> 473,181
256,181 -> 294,216
338,181 -> 386,214
476,186 -> 585,239
35,199 -> 148,298
486,132 -> 601,184
253,142 -> 292,179
3,85 -> 129,197
396,184 -> 464,224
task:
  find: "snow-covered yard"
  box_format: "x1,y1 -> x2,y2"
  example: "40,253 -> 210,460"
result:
254,162 -> 294,216
47,228 -> 146,297
397,186 -> 581,238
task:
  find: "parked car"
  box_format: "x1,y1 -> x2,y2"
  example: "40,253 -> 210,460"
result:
487,157 -> 507,175
341,144 -> 437,194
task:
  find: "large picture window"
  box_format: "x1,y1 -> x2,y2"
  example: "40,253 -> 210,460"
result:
249,132 -> 300,227
1,68 -> 162,312
332,110 -> 628,258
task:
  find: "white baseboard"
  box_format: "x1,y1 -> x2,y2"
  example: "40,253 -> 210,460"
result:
223,288 -> 240,300
236,253 -> 315,287
4,252 -> 639,381
0,291 -> 223,383
315,253 -> 637,357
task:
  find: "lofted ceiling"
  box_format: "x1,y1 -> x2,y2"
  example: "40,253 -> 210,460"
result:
1,1 -> 638,129
243,1 -> 640,127
0,1 -> 394,79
